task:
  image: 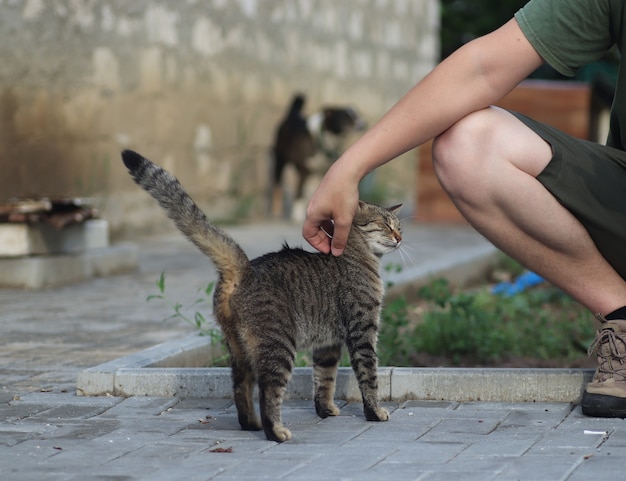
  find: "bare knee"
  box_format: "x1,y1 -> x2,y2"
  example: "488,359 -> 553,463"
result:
432,108 -> 497,196
433,107 -> 552,196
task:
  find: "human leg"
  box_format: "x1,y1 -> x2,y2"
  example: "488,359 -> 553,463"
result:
432,106 -> 626,417
432,106 -> 626,314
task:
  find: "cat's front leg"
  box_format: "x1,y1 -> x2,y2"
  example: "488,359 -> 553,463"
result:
312,344 -> 342,417
358,367 -> 389,422
363,399 -> 390,422
346,325 -> 389,422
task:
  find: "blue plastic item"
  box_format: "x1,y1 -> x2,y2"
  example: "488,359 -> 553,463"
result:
492,271 -> 544,296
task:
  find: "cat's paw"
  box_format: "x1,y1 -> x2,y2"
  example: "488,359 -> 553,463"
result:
265,424 -> 292,443
240,419 -> 262,431
238,414 -> 262,431
364,406 -> 389,422
315,402 -> 340,418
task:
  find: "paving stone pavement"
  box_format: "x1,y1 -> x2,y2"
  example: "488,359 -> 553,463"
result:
1,222 -> 625,480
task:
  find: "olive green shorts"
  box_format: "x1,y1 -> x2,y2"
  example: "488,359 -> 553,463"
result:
510,111 -> 626,280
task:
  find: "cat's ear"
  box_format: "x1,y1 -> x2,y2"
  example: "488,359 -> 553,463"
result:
358,200 -> 366,210
386,204 -> 402,214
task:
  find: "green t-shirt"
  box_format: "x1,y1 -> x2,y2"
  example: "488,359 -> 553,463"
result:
515,0 -> 626,148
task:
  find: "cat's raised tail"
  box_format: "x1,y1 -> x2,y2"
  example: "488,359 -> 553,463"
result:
121,149 -> 250,283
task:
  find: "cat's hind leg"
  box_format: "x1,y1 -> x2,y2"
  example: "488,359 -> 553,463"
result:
312,344 -> 342,418
231,353 -> 262,431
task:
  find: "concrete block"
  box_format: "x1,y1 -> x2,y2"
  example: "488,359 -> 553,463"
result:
0,219 -> 109,257
285,368 -> 387,401
101,367 -> 393,401
0,224 -> 31,256
88,243 -> 139,277
390,367 -> 595,403
76,367 -> 117,397
333,367 -> 392,401
284,368 -> 314,400
285,368 -> 391,401
78,336 -> 594,403
114,368 -> 232,398
77,333 -> 395,400
77,333 -> 216,396
0,243 -> 138,289
0,254 -> 91,288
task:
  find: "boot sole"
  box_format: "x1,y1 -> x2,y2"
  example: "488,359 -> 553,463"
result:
581,391 -> 626,418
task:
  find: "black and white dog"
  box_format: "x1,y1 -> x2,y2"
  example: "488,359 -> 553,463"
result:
271,93 -> 366,220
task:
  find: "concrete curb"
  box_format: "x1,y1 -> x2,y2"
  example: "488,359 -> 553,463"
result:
77,333 -> 594,403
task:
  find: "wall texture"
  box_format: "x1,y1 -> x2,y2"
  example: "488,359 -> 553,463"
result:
0,0 -> 439,238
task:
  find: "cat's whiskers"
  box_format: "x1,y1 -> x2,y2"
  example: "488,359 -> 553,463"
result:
392,217 -> 418,271
395,241 -> 418,271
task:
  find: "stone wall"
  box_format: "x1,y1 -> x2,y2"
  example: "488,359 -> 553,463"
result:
0,0 -> 439,238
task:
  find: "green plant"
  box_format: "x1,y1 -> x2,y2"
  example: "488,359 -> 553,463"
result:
376,253 -> 596,366
147,273 -> 221,342
378,295 -> 412,366
406,278 -> 595,366
377,263 -> 413,366
148,273 -> 230,366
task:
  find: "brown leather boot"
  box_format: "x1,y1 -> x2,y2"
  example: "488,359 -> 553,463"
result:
581,314 -> 626,417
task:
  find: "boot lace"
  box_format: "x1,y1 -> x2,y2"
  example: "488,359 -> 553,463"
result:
588,316 -> 626,381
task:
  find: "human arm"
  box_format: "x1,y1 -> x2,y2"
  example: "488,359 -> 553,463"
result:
303,18 -> 544,255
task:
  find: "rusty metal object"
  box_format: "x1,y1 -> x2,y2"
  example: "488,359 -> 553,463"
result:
0,198 -> 98,228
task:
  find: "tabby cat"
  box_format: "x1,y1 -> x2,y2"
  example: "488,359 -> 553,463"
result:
121,149 -> 402,442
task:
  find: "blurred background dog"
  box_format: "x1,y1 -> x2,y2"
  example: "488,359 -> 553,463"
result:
271,93 -> 366,220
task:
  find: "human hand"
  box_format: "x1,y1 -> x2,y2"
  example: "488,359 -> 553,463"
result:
302,164 -> 360,256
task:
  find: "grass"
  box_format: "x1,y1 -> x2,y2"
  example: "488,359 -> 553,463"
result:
149,254 -> 597,368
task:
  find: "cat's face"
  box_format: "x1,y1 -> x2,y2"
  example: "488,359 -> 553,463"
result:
353,202 -> 402,256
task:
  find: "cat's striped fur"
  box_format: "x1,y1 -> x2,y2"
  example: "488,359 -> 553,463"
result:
121,149 -> 402,442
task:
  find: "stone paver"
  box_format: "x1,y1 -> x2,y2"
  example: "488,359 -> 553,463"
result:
2,392 -> 625,481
